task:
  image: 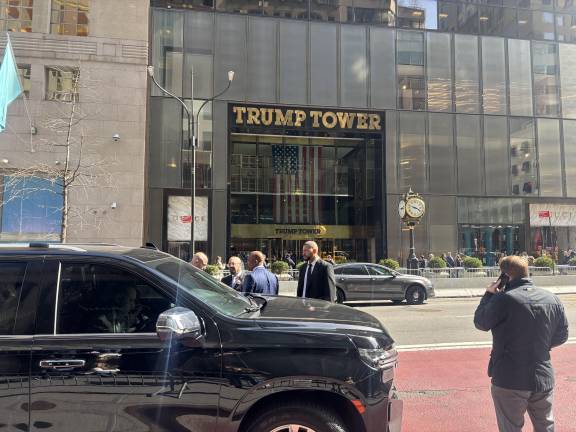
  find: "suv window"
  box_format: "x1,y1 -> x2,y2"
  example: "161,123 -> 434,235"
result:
337,266 -> 369,276
57,263 -> 174,334
367,266 -> 392,276
0,262 -> 27,335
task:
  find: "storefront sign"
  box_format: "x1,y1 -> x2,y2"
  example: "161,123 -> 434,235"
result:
167,196 -> 208,241
231,224 -> 374,239
231,105 -> 383,132
530,204 -> 576,227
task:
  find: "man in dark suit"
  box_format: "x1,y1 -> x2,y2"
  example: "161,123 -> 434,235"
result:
296,241 -> 336,302
221,256 -> 244,291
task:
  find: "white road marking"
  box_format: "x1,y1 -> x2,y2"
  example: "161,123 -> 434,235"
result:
454,314 -> 475,318
398,337 -> 576,352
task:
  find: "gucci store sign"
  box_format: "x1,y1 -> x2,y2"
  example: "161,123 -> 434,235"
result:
529,204 -> 576,227
167,196 -> 208,241
231,105 -> 383,131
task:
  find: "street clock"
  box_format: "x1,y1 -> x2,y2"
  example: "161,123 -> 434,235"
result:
399,189 -> 426,224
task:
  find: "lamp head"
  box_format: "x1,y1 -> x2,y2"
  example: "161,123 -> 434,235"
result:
228,70 -> 235,82
147,66 -> 154,77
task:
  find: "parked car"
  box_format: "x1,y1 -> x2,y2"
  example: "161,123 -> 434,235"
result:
334,263 -> 435,304
0,243 -> 402,432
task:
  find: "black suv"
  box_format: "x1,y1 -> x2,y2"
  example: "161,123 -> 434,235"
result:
0,244 -> 402,432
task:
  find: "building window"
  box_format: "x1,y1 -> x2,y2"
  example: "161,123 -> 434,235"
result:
397,0 -> 438,30
45,67 -> 80,102
18,64 -> 30,97
556,13 -> 576,42
51,0 -> 89,36
0,176 -> 63,241
0,0 -> 33,33
397,31 -> 426,110
532,41 -> 560,117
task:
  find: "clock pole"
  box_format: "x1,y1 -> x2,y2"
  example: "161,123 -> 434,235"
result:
399,188 -> 425,272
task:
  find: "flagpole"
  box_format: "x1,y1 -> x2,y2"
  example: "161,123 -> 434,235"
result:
5,32 -> 35,152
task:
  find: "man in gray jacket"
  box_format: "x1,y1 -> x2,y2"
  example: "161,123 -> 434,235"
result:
474,255 -> 568,432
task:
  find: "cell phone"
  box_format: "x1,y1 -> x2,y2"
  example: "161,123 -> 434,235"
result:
497,273 -> 509,290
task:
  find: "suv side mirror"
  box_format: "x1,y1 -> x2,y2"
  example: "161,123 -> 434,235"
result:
156,307 -> 202,343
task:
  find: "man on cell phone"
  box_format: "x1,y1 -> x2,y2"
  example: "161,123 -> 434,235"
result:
474,256 -> 568,432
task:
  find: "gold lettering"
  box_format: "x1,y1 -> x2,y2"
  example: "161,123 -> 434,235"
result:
247,107 -> 261,125
357,113 -> 368,130
233,106 -> 246,125
322,111 -> 338,129
294,110 -> 306,127
369,114 -> 381,130
336,112 -> 356,129
260,108 -> 274,126
310,111 -> 322,128
275,109 -> 294,126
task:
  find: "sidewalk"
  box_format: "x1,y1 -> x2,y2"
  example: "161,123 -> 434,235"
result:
434,285 -> 576,298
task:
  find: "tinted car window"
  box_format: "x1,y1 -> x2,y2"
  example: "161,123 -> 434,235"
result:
338,266 -> 369,276
367,266 -> 392,276
57,263 -> 173,334
0,262 -> 27,335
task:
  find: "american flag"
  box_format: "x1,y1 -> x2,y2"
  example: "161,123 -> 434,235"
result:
272,144 -> 322,224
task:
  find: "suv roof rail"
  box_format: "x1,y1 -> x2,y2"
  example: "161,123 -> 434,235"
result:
142,242 -> 159,250
29,242 -> 50,248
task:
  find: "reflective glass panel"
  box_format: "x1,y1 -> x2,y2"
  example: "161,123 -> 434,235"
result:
397,0 -> 438,29
556,13 -> 576,42
564,120 -> 576,196
509,118 -> 538,196
484,116 -> 509,195
310,23 -> 338,106
279,20 -> 308,105
482,37 -> 507,115
455,35 -> 480,114
427,32 -> 452,112
429,113 -> 456,194
537,118 -> 563,196
341,25 -> 368,108
310,0 -> 347,21
533,42 -> 560,117
531,11 -> 555,40
508,39 -> 533,116
456,115 -> 483,195
559,43 -> 576,118
399,112 -> 427,192
263,0 -> 308,19
397,31 -> 426,110
370,27 -> 396,109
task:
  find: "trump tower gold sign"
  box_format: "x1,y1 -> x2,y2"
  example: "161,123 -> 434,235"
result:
231,105 -> 383,132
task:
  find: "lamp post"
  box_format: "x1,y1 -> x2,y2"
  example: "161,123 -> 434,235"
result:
148,66 -> 234,260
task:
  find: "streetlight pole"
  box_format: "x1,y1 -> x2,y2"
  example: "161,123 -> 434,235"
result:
147,66 -> 234,260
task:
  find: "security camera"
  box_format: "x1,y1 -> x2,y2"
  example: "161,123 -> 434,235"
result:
112,134 -> 120,142
111,202 -> 117,209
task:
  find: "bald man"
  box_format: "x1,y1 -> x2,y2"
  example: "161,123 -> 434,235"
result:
297,241 -> 336,302
241,251 -> 279,295
221,256 -> 245,291
191,252 -> 208,271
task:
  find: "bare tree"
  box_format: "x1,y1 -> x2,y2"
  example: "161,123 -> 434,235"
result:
3,64 -> 116,242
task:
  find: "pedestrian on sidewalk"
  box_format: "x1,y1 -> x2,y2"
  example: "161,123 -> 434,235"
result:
221,256 -> 245,291
241,251 -> 279,295
474,255 -> 568,432
297,241 -> 336,302
191,252 -> 208,271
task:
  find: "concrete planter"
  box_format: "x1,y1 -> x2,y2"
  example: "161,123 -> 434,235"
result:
424,271 -> 450,278
531,268 -> 553,276
465,270 -> 488,278
277,273 -> 294,281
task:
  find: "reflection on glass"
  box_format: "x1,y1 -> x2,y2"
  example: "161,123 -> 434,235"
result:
215,0 -> 262,14
429,113 -> 455,193
556,13 -> 576,42
348,0 -> 395,25
484,116 -> 509,196
310,0 -> 347,21
564,120 -> 576,196
263,0 -> 309,19
556,0 -> 576,12
481,37 -> 507,115
152,10 -> 184,97
427,32 -> 452,112
532,42 -> 560,117
397,31 -> 426,110
397,0 -> 438,29
537,119 -> 563,197
531,11 -> 555,40
479,6 -> 518,37
455,34 -> 480,113
509,118 -> 538,196
399,112 -> 427,192
559,43 -> 576,118
456,115 -> 482,195
508,39 -> 533,116
279,20 -> 308,104
341,25 -> 368,108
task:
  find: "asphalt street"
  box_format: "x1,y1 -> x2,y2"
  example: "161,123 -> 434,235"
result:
355,294 -> 576,347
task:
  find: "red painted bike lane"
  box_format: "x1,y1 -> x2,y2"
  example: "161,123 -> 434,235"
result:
395,344 -> 576,432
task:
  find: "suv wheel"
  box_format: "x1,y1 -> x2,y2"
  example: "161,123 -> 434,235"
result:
246,402 -> 348,432
405,285 -> 426,305
336,288 -> 346,304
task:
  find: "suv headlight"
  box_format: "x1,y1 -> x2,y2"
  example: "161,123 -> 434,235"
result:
358,346 -> 398,370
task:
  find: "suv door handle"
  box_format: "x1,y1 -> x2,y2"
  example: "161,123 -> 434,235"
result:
39,359 -> 86,370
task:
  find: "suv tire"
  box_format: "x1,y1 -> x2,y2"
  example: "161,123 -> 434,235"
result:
405,285 -> 426,305
336,288 -> 346,304
246,402 -> 348,432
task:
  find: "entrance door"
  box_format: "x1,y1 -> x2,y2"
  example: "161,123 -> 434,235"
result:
30,259 -> 222,432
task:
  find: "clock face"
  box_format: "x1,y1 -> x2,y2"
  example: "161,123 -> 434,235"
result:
398,200 -> 406,218
406,197 -> 426,218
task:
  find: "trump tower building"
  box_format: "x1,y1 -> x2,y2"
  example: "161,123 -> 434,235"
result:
147,0 -> 576,265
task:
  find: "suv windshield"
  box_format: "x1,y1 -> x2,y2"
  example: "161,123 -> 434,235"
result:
143,256 -> 252,317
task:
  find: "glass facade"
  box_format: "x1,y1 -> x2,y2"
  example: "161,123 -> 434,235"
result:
149,3 -> 576,263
